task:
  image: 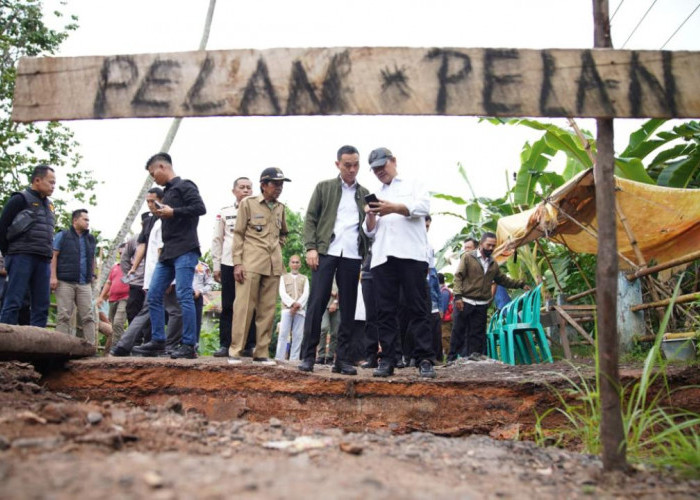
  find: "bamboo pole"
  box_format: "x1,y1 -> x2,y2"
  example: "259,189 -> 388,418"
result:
93,0 -> 218,295
553,305 -> 596,345
536,240 -> 565,294
629,292 -> 700,312
625,249 -> 700,281
566,287 -> 597,302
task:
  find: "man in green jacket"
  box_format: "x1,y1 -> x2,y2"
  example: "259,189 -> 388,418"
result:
449,232 -> 530,360
298,145 -> 370,375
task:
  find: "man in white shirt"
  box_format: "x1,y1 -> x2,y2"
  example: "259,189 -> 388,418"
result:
275,255 -> 309,360
298,145 -> 370,375
210,177 -> 255,357
363,147 -> 436,379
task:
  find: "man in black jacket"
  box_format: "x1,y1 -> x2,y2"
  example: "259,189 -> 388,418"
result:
132,153 -> 206,359
0,165 -> 56,327
51,209 -> 97,344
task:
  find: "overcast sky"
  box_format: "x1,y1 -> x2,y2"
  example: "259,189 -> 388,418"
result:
39,0 -> 700,264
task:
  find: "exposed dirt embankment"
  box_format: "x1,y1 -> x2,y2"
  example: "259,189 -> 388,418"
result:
42,357 -> 700,437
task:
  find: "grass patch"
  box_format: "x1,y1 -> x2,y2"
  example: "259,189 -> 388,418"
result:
535,278 -> 700,477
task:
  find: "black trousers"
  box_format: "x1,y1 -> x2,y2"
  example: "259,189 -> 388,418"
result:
126,285 -> 146,324
300,254 -> 361,363
372,257 -> 434,365
220,263 -> 256,350
448,302 -> 489,359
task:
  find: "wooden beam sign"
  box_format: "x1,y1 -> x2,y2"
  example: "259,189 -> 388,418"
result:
12,47 -> 700,122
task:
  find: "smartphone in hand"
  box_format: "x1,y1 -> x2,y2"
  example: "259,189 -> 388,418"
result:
154,201 -> 164,209
364,193 -> 378,204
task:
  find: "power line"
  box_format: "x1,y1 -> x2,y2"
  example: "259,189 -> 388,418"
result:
660,2 -> 700,49
610,0 -> 625,21
621,0 -> 659,48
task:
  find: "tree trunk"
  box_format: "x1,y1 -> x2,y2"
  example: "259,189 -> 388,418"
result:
592,0 -> 627,472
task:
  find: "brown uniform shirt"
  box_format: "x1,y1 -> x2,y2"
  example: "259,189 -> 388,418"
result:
232,195 -> 287,276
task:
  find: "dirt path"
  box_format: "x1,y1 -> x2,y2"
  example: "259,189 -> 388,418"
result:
0,361 -> 698,499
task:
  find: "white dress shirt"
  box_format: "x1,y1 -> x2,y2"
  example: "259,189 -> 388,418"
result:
143,219 -> 164,291
327,180 -> 361,259
363,175 -> 430,269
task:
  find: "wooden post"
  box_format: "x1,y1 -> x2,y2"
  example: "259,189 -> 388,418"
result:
593,0 -> 627,472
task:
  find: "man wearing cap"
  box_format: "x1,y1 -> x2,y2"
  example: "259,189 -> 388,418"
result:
363,147 -> 437,378
228,167 -> 290,365
297,145 -> 370,375
210,176 -> 257,358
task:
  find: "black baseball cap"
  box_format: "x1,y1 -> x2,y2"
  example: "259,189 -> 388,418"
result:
260,167 -> 291,182
368,147 -> 393,168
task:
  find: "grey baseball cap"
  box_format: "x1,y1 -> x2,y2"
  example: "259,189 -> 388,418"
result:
368,147 -> 393,168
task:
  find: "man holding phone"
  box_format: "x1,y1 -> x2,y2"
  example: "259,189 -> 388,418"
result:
362,147 -> 436,378
298,145 -> 370,375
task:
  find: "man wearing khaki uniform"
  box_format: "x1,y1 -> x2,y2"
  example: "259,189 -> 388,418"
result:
228,167 -> 290,365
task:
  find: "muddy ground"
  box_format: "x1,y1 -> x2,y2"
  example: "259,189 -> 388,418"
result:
0,359 -> 698,499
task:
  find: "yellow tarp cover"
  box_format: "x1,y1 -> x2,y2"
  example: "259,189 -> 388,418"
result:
495,169 -> 700,270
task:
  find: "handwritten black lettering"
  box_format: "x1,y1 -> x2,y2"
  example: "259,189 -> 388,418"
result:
285,60 -> 322,115
426,49 -> 472,114
131,59 -> 181,110
628,51 -> 676,117
483,49 -> 522,114
240,58 -> 281,115
576,50 -> 614,115
380,65 -> 411,98
93,56 -> 138,117
319,51 -> 352,114
184,56 -> 225,112
539,51 -> 568,116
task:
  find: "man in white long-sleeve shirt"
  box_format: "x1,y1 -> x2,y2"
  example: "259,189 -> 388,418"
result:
275,255 -> 309,360
363,147 -> 436,379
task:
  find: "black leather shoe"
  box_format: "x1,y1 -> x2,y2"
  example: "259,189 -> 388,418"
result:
315,357 -> 325,364
170,344 -> 196,359
373,359 -> 394,377
395,358 -> 407,369
240,348 -> 254,358
418,360 -> 436,379
213,347 -> 229,357
331,361 -> 357,376
132,340 -> 165,357
360,356 -> 378,369
298,358 -> 314,372
110,345 -> 130,357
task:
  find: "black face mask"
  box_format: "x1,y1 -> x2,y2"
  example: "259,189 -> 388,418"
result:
480,248 -> 493,258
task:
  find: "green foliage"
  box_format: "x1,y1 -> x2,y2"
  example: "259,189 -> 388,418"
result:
535,280 -> 700,477
282,207 -> 310,278
0,0 -> 97,219
198,320 -> 219,357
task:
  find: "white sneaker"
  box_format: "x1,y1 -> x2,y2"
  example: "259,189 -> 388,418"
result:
253,357 -> 276,366
227,357 -> 242,365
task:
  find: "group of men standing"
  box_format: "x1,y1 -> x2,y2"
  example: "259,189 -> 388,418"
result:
1,149 -> 529,373
0,166 -> 99,342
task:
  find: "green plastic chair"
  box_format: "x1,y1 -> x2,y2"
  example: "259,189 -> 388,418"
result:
503,284 -> 553,365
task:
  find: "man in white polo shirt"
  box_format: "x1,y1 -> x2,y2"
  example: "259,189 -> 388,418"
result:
363,147 -> 436,379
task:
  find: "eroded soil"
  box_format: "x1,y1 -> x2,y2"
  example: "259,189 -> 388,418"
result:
0,359 -> 698,499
